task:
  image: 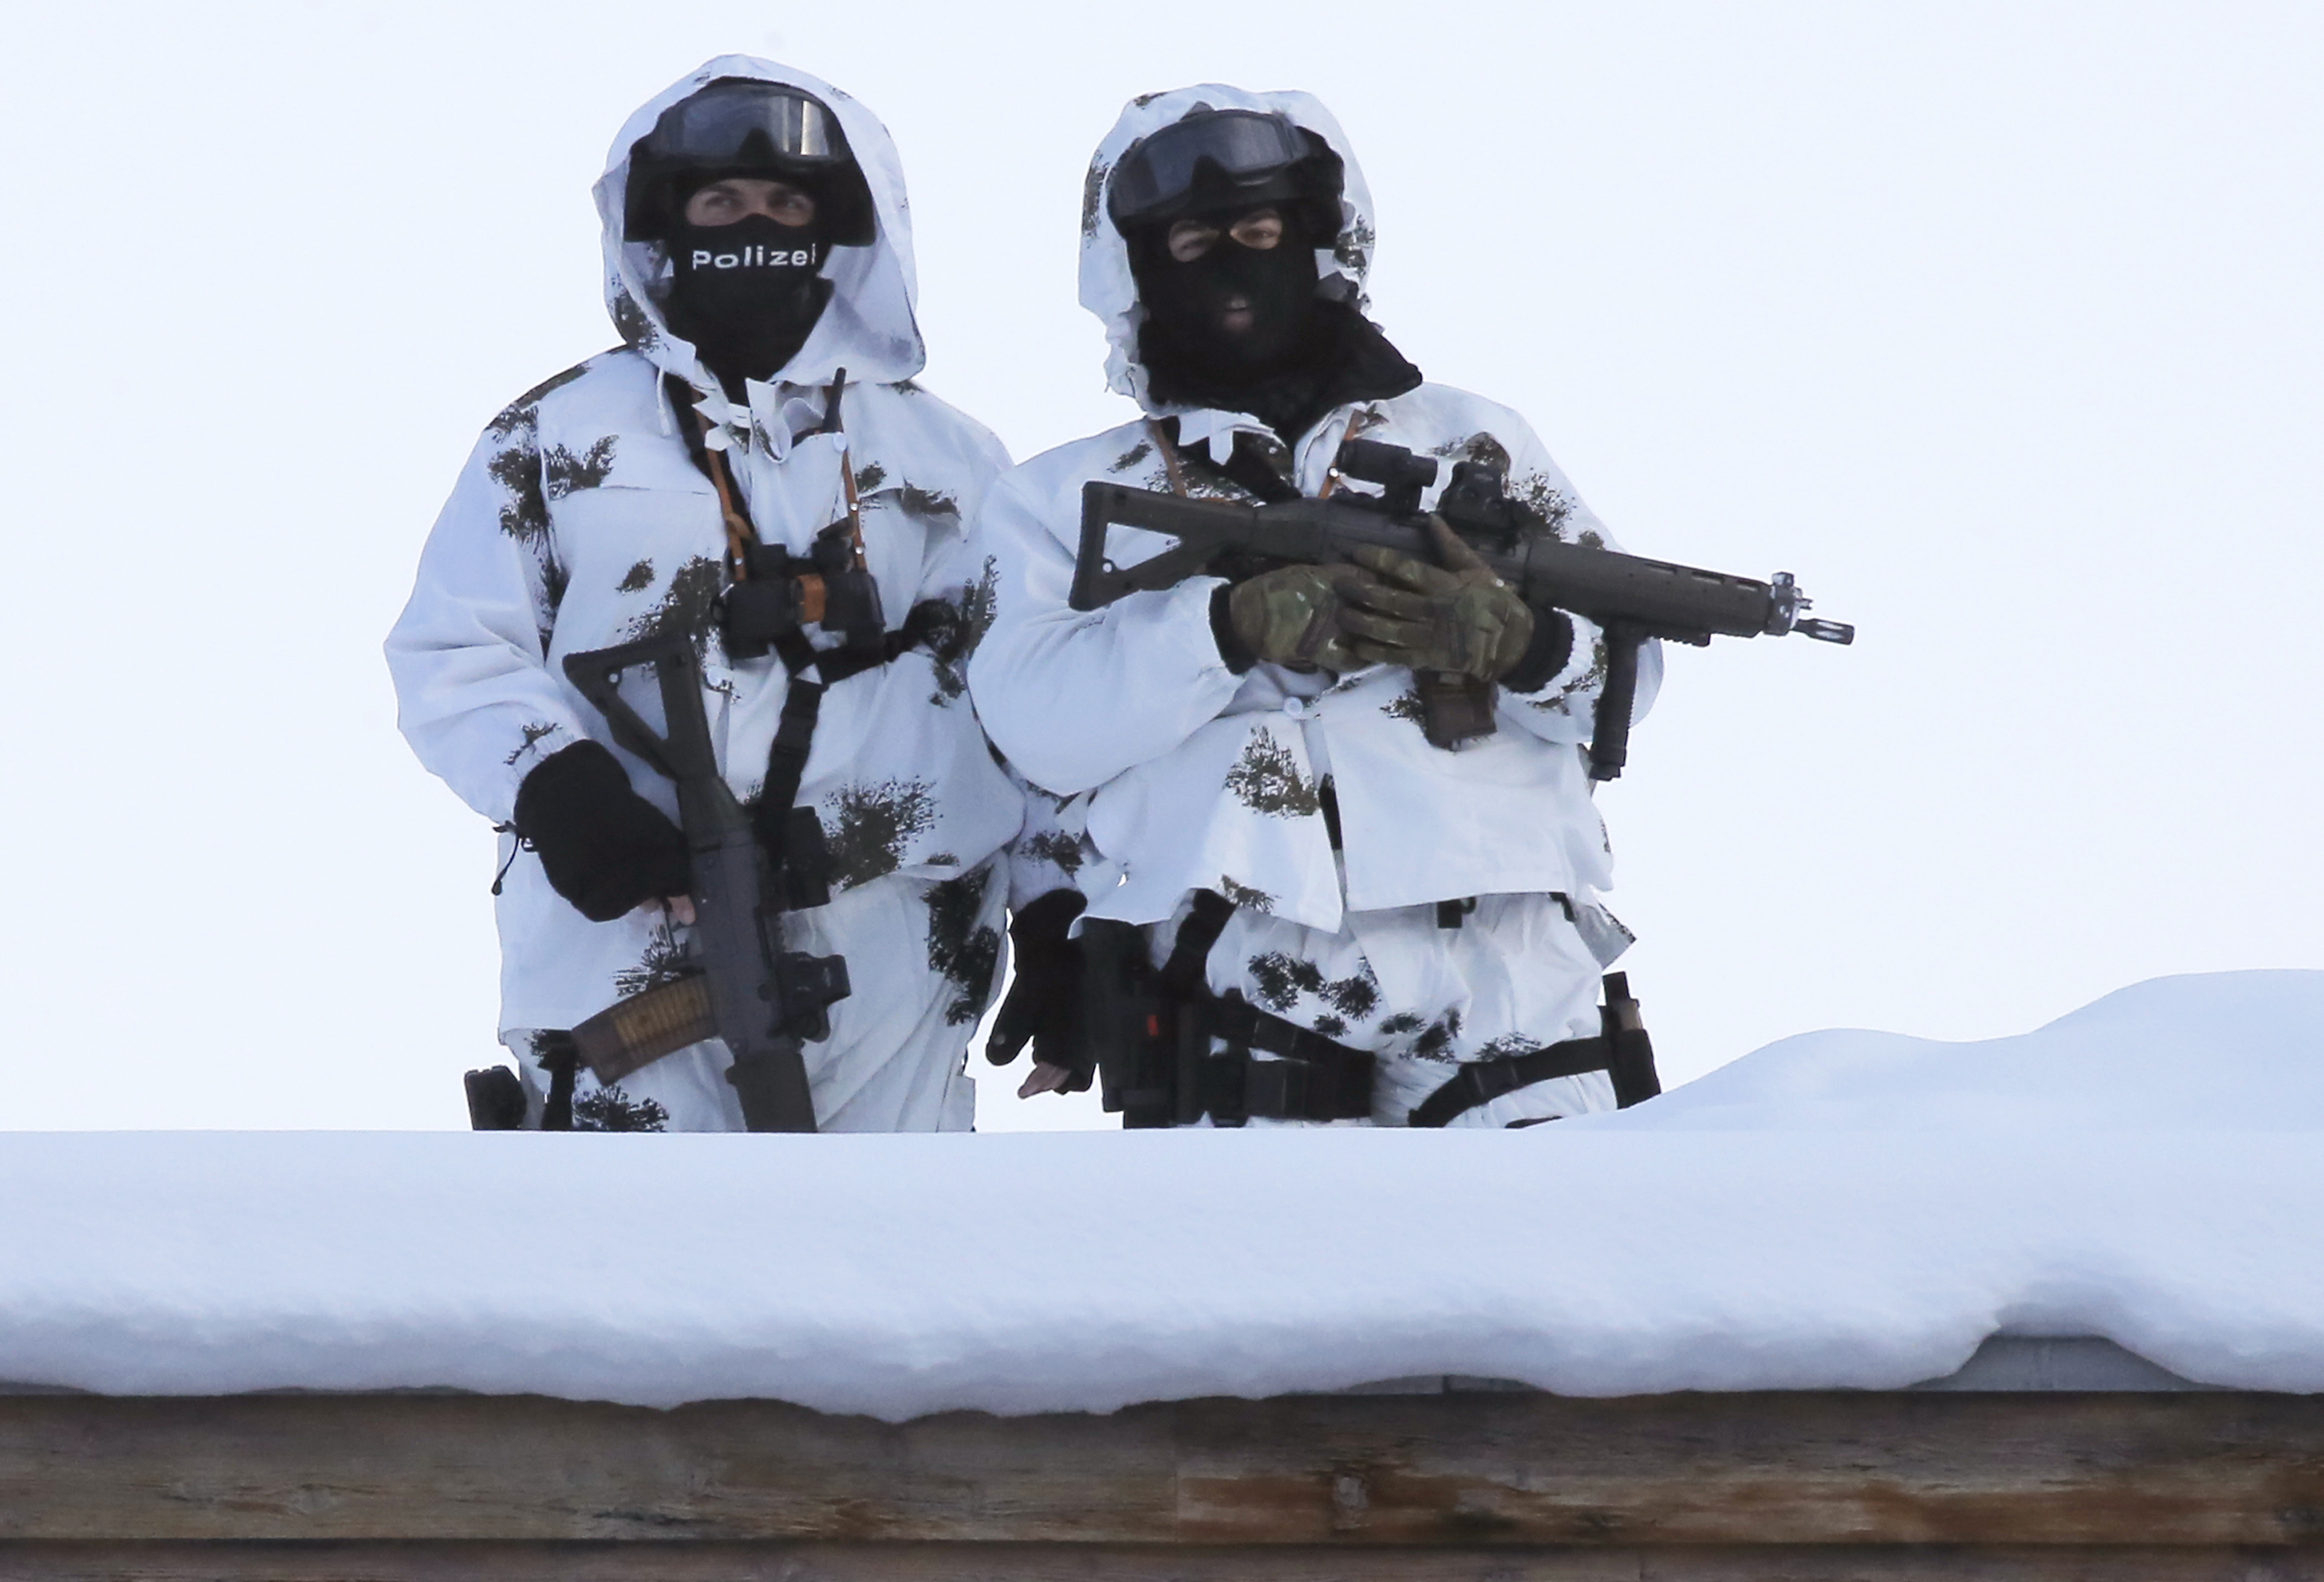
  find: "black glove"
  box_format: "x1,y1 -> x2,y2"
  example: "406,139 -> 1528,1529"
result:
984,889 -> 1091,1090
513,740 -> 691,923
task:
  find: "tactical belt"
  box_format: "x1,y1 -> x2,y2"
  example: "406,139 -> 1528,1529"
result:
1132,892 -> 1662,1130
1401,1034 -> 1611,1127
1088,890 -> 1352,1127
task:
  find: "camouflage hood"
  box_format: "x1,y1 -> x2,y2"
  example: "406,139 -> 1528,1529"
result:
593,56 -> 927,398
1078,85 -> 1379,416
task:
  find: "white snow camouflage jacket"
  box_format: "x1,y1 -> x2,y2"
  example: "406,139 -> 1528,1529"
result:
968,86 -> 1660,941
388,58 -> 1018,1035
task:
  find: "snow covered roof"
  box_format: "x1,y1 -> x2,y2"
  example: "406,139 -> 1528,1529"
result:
3,971 -> 2317,1418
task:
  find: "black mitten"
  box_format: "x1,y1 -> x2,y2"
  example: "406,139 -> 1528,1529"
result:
513,741 -> 691,923
984,889 -> 1092,1090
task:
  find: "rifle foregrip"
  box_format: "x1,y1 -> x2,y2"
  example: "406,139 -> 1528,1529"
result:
1588,626 -> 1645,783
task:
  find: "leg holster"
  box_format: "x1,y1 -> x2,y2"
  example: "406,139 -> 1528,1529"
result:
1181,995 -> 1376,1127
1405,972 -> 1663,1127
1073,919 -> 1182,1129
1075,918 -> 1376,1128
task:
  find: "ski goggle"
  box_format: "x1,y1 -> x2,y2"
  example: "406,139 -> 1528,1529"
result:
640,81 -> 849,170
1107,109 -> 1314,228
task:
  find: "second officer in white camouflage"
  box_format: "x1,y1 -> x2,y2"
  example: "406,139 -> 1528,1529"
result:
970,86 -> 1662,1128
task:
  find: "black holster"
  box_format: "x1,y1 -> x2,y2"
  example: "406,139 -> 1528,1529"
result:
1075,919 -> 1186,1128
1075,918 -> 1375,1128
463,1066 -> 528,1130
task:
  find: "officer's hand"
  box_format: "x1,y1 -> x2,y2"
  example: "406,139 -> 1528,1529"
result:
1341,518 -> 1535,682
1225,563 -> 1382,672
513,741 -> 693,924
985,890 -> 1094,1094
1020,1061 -> 1077,1098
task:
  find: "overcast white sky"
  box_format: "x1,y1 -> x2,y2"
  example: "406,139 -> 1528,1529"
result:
0,1 -> 2315,1130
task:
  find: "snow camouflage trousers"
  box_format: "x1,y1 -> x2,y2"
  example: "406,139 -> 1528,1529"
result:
1154,887 -> 1624,1129
502,863 -> 1006,1132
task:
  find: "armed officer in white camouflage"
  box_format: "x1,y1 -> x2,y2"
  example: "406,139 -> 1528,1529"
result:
970,87 -> 1664,1128
389,58 -> 1019,1132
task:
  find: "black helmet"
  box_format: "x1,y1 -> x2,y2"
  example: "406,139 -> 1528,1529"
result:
624,79 -> 877,246
1107,107 -> 1343,237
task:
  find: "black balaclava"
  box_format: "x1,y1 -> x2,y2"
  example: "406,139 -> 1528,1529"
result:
1132,208 -> 1322,389
1134,207 -> 1421,444
662,190 -> 833,396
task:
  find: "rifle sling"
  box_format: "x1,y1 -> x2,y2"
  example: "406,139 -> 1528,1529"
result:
755,597 -> 952,851
1177,425 -> 1304,504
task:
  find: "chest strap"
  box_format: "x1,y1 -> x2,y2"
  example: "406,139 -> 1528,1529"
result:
754,595 -> 953,873
665,370 -> 955,877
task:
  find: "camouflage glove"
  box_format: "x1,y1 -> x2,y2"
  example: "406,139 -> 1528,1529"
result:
1224,563 -> 1382,672
1341,517 -> 1536,682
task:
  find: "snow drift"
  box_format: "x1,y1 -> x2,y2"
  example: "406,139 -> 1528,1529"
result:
1,970 -> 2316,1416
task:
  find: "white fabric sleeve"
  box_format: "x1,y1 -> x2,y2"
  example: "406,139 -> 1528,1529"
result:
941,421 -> 1016,539
1000,777 -> 1091,909
965,471 -> 1243,797
384,425 -> 588,825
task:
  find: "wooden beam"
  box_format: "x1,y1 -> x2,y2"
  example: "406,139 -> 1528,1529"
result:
3,1391 -> 2322,1547
0,1395 -> 1177,1544
1169,1391 -> 2324,1546
0,1542 -> 2320,1581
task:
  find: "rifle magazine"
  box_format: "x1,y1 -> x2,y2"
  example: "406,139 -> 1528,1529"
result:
571,972 -> 717,1086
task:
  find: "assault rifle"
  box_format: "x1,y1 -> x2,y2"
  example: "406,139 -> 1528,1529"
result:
1071,439 -> 1854,779
561,632 -> 849,1131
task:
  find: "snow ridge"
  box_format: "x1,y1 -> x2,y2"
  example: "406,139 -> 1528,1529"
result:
1,971 -> 2316,1416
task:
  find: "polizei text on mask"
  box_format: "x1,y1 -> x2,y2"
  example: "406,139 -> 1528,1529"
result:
692,243 -> 823,270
